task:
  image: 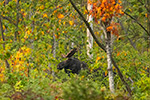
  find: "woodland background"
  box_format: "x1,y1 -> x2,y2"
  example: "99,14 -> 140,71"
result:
0,0 -> 150,100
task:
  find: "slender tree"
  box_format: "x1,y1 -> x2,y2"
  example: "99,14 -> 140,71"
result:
0,16 -> 10,69
147,0 -> 150,76
147,0 -> 150,51
14,0 -> 19,41
87,0 -> 93,59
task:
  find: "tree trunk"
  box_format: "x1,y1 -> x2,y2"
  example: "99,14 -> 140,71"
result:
87,0 -> 93,59
0,16 -> 10,69
52,33 -> 56,58
147,0 -> 150,51
147,0 -> 150,76
14,0 -> 19,41
105,31 -> 115,93
28,0 -> 35,77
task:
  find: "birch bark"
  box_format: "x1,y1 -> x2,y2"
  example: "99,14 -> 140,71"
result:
87,0 -> 93,59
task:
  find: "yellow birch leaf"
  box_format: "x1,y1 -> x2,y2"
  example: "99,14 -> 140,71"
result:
26,30 -> 31,35
41,31 -> 44,35
24,34 -> 28,39
54,10 -> 57,14
40,5 -> 44,10
145,13 -> 148,18
63,21 -> 66,25
3,25 -> 5,30
43,13 -> 48,18
105,71 -> 108,76
69,20 -> 74,26
21,9 -> 24,12
84,10 -> 88,14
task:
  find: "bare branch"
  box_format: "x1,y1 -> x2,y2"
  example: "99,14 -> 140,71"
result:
124,11 -> 150,36
1,16 -> 17,26
69,0 -> 106,52
138,0 -> 150,12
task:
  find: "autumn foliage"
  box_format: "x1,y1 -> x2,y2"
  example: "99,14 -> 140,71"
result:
89,0 -> 124,36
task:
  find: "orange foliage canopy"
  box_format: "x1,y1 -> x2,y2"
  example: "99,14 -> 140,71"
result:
89,0 -> 124,36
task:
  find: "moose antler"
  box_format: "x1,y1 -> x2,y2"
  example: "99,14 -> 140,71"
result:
66,48 -> 77,58
61,48 -> 77,58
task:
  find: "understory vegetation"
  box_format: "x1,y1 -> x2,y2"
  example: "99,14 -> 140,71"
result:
0,0 -> 150,100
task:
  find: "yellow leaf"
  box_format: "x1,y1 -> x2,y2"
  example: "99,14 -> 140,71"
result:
57,13 -> 64,19
10,40 -> 12,43
40,5 -> 44,10
26,30 -> 31,35
129,8 -> 132,12
24,34 -> 28,39
26,48 -> 30,53
63,21 -> 66,25
22,12 -> 27,17
43,13 -> 48,18
81,75 -> 84,78
96,57 -> 101,63
84,10 -> 88,14
3,25 -> 5,30
41,31 -> 44,35
69,20 -> 74,26
105,71 -> 108,76
21,9 -> 24,12
145,13 -> 148,18
124,53 -> 127,56
54,10 -> 57,14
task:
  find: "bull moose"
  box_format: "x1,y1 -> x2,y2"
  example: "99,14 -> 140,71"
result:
57,48 -> 88,76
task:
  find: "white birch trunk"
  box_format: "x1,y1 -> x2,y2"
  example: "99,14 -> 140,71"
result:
87,0 -> 93,59
52,33 -> 56,58
102,25 -> 115,93
106,32 -> 115,93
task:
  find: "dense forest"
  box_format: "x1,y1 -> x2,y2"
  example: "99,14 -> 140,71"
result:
0,0 -> 150,100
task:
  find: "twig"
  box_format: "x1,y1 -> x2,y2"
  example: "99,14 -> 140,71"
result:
124,11 -> 150,36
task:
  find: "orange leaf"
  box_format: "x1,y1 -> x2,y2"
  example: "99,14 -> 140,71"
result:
96,57 -> 101,63
105,71 -> 108,76
57,13 -> 64,19
145,13 -> 148,18
101,17 -> 106,22
107,26 -> 113,31
124,53 -> 127,56
117,52 -> 120,56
